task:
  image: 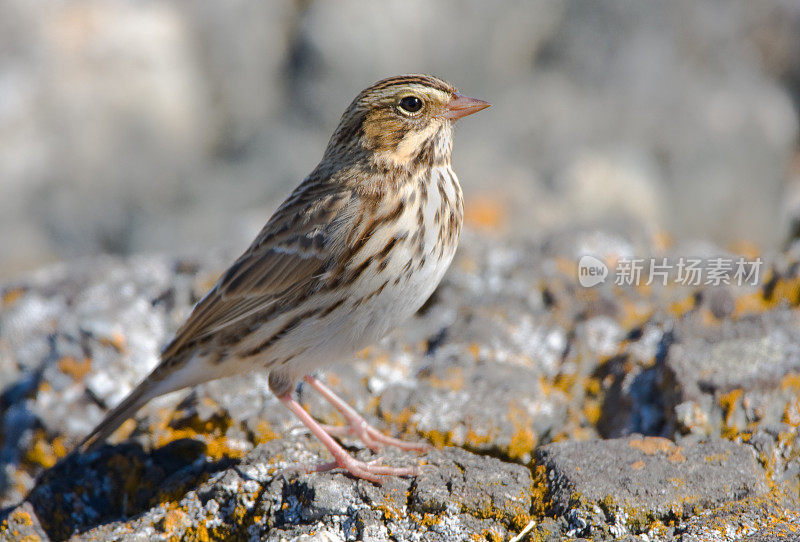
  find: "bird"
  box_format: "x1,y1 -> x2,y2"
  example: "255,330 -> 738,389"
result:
75,74 -> 490,483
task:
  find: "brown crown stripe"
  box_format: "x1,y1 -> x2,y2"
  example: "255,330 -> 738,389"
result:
366,74 -> 456,95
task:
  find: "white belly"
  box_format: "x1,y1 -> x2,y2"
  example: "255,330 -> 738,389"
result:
355,229 -> 457,343
265,166 -> 462,378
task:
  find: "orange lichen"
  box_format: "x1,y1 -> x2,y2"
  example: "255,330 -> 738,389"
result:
781,373 -> 800,391
471,486 -> 532,532
375,496 -> 409,522
529,464 -> 551,518
652,230 -> 673,251
764,276 -> 800,307
733,292 -> 769,317
552,373 -> 577,396
252,420 -> 279,444
57,356 -> 93,381
428,366 -> 465,391
508,428 -> 536,461
783,397 -> 800,427
617,299 -> 652,331
669,294 -> 696,318
0,508 -> 39,542
667,448 -> 687,464
152,408 -> 246,460
1,287 -> 25,307
506,402 -> 537,460
583,376 -> 602,396
203,436 -> 246,460
554,256 -> 578,278
464,196 -> 507,231
476,528 -> 505,542
465,429 -> 494,448
98,331 -> 128,353
417,512 -> 444,528
728,240 -> 760,259
356,346 -> 372,359
160,507 -> 187,537
6,509 -> 33,528
667,477 -> 685,488
582,399 -> 602,426
419,429 -> 449,449
629,436 -> 676,455
23,430 -> 60,468
703,452 -> 731,464
719,389 -> 744,438
381,406 -> 415,434
416,423 -> 498,452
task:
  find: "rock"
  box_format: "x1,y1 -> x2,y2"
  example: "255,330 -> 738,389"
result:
677,497 -> 800,542
665,309 -> 800,403
0,501 -> 48,541
2,227 -> 800,539
535,436 -> 769,538
14,442 -> 532,541
661,308 -> 800,454
0,232 -> 578,508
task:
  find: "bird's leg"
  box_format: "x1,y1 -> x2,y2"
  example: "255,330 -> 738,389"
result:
278,392 -> 420,484
303,374 -> 431,453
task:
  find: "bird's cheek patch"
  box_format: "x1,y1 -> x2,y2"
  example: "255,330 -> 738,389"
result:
375,123 -> 440,168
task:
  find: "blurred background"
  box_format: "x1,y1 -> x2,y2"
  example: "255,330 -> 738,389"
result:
1,0 -> 800,279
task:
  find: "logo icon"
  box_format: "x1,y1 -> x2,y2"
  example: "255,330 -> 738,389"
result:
578,255 -> 608,287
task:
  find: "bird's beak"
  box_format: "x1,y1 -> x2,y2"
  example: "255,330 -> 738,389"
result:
442,94 -> 491,120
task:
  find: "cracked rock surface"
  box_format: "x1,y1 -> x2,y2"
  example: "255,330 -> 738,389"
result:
2,228 -> 800,540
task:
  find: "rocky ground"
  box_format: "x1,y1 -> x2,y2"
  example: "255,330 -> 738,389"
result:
1,225 -> 799,541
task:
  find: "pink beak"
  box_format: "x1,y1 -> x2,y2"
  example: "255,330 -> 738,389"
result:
443,94 -> 491,120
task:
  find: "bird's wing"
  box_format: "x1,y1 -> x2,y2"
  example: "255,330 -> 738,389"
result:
161,187 -> 354,359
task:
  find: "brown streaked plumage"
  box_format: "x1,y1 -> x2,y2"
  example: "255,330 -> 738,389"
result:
75,74 -> 489,483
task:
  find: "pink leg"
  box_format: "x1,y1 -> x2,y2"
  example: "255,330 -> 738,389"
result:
304,375 -> 431,453
279,393 -> 420,484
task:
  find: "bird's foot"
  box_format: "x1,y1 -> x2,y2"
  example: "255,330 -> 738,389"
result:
305,374 -> 431,453
279,391 -> 425,484
309,457 -> 421,484
318,421 -> 430,453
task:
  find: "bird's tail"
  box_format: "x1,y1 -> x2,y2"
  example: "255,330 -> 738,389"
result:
74,376 -> 160,455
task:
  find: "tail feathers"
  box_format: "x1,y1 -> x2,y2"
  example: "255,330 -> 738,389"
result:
75,380 -> 156,455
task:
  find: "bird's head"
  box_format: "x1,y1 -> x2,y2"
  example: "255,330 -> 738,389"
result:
324,74 -> 489,173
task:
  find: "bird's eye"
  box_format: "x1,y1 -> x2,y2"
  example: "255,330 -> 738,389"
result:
398,95 -> 423,114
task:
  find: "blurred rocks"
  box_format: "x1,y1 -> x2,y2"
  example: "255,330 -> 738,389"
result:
663,309 -> 800,436
1,0 -> 799,278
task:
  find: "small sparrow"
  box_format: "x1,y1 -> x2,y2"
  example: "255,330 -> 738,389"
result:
76,74 -> 489,482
